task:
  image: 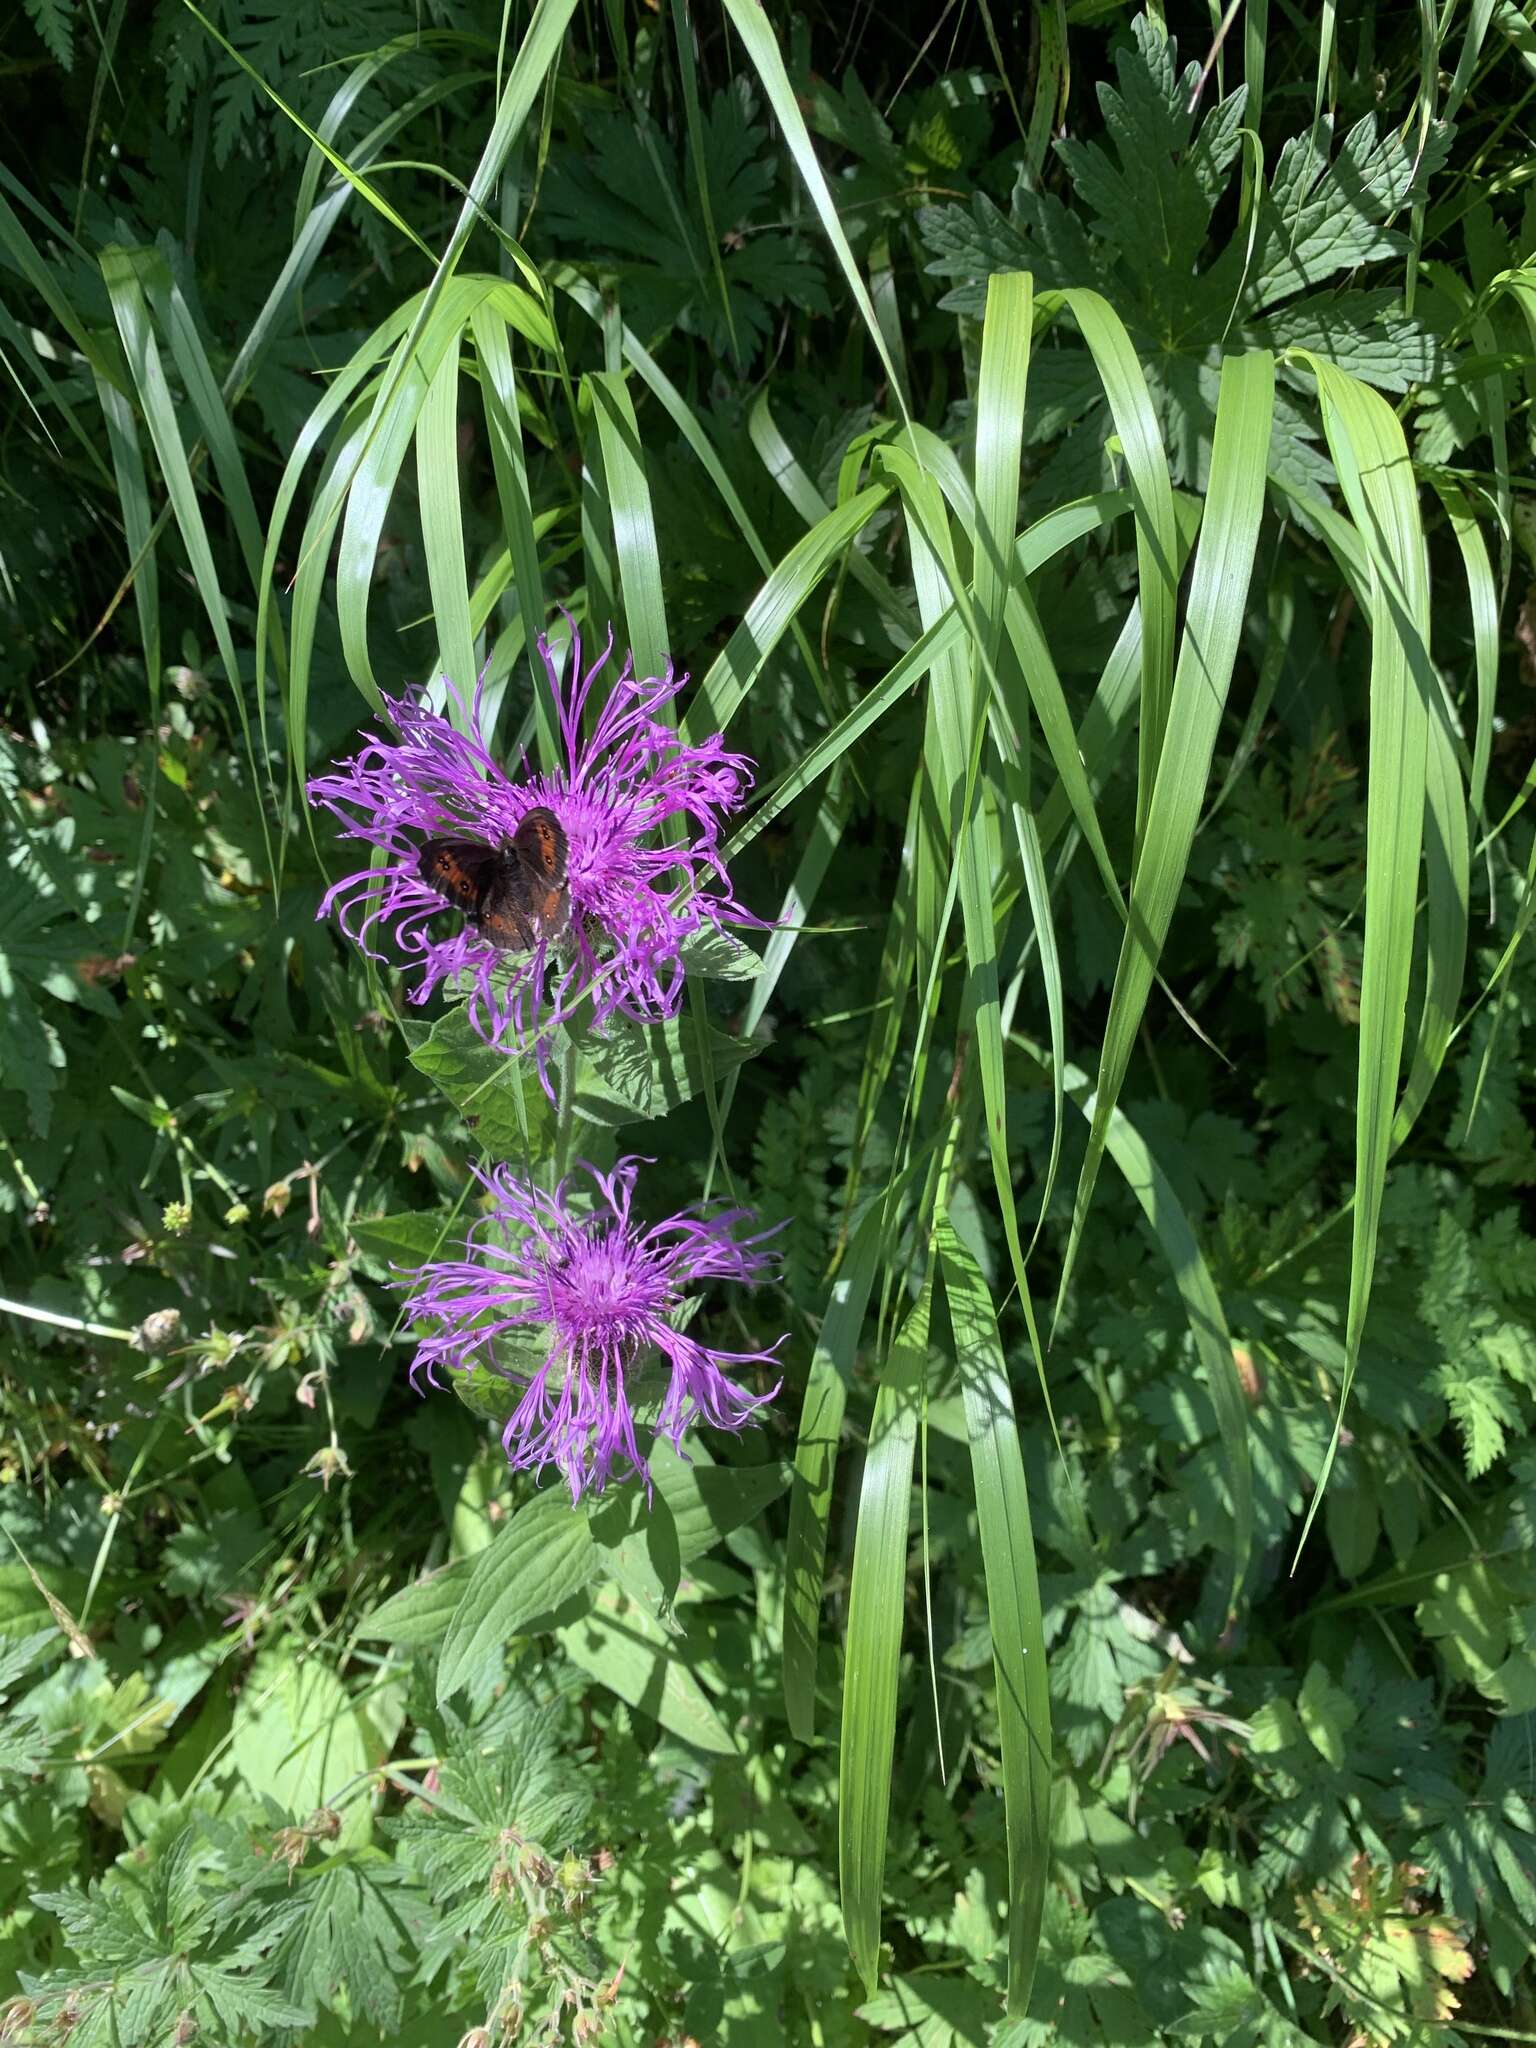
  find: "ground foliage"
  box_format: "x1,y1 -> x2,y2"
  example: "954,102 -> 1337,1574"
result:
2,1 -> 1536,2042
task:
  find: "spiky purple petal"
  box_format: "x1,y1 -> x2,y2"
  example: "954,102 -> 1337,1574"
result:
403,1157 -> 783,1500
307,627 -> 758,1059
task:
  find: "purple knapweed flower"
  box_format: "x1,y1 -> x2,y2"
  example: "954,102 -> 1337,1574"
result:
306,626 -> 757,1058
404,1157 -> 784,1501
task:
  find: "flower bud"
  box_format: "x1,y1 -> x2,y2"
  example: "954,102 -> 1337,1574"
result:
132,1308 -> 183,1354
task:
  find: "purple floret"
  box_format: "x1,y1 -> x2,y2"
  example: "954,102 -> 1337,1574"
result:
404,1157 -> 784,1501
307,625 -> 758,1060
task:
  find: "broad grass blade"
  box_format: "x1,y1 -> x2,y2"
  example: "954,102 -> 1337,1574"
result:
782,1201 -> 882,1741
1292,357 -> 1434,1551
685,486 -> 891,741
719,0 -> 908,412
101,246 -> 276,883
840,1269 -> 933,1993
1037,288 -> 1180,841
591,370 -> 670,684
1057,351 -> 1274,1326
939,1220 -> 1049,2019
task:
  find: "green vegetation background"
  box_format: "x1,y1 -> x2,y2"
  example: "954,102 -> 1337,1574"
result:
2,1 -> 1536,2042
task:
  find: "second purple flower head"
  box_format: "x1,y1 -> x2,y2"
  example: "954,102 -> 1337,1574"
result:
405,1157 -> 784,1501
308,626 -> 757,1056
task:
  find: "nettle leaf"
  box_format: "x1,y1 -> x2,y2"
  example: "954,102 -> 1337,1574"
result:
436,1489 -> 599,1704
349,1208 -> 465,1276
567,1012 -> 767,1127
405,1007 -> 555,1161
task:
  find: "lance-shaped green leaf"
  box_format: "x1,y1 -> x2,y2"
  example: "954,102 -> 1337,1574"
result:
840,1269 -> 933,1993
1056,351 -> 1274,1328
938,1220 -> 1050,2020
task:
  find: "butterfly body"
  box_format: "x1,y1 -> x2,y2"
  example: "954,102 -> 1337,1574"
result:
418,806 -> 570,951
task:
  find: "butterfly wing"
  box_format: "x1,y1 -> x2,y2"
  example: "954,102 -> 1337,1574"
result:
477,865 -> 538,951
508,805 -> 571,944
418,839 -> 500,915
512,806 -> 568,885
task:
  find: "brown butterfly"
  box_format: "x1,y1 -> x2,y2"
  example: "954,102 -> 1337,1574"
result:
418,806 -> 570,951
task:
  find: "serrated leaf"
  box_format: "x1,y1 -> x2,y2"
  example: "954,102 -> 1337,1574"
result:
0,956 -> 66,1137
555,1577 -> 737,1754
22,0 -> 74,67
568,1012 -> 767,1127
274,1858 -> 413,2032
678,923 -> 765,980
355,1561 -> 474,1648
1247,114 -> 1449,307
406,1004 -> 555,1160
1437,1363 -> 1518,1478
1258,290 -> 1443,391
1297,1661 -> 1358,1767
858,1970 -> 998,2044
436,1491 -> 597,1703
28,1829 -> 308,2041
349,1209 -> 463,1273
